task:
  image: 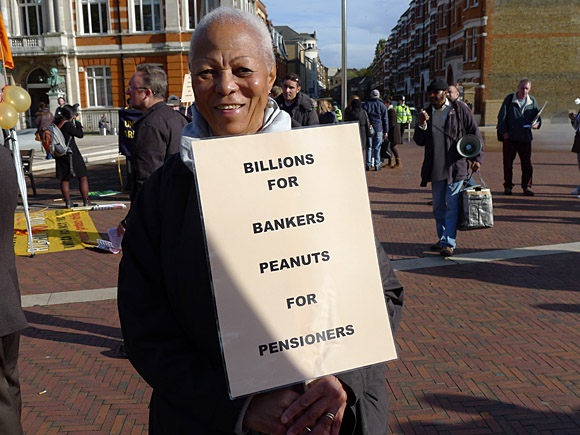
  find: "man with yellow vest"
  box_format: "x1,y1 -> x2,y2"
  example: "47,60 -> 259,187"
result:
395,96 -> 412,140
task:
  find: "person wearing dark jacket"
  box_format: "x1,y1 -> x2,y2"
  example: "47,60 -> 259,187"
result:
363,90 -> 388,171
118,8 -> 403,434
344,97 -> 369,153
414,78 -> 484,257
0,145 -> 28,435
118,64 -> 189,235
496,78 -> 541,196
54,105 -> 91,208
275,73 -> 319,127
385,101 -> 402,168
317,100 -> 338,124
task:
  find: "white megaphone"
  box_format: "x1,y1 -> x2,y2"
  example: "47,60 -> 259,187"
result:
456,134 -> 482,158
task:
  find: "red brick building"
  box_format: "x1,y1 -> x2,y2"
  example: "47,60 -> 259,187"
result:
376,0 -> 579,125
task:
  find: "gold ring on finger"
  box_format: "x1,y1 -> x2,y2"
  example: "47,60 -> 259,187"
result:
325,412 -> 335,422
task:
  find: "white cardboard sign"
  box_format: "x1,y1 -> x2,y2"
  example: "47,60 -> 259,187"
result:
190,123 -> 397,398
181,73 -> 195,103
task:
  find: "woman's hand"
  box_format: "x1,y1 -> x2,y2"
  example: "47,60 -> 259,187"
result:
244,389 -> 301,435
282,376 -> 348,435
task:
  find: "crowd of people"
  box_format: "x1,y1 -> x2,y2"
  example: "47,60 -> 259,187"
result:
7,5 -> 580,435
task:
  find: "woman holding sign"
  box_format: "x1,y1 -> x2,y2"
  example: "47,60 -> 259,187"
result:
118,7 -> 403,435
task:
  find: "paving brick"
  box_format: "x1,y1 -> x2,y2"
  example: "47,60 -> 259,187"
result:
14,143 -> 580,433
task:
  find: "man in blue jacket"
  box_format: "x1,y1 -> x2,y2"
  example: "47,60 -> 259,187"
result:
364,89 -> 389,171
497,78 -> 541,196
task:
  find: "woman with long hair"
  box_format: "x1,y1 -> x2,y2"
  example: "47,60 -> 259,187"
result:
54,105 -> 90,208
317,100 -> 338,124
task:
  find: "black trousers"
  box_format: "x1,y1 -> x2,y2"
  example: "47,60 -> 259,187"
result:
502,139 -> 533,189
399,123 -> 406,140
0,332 -> 23,435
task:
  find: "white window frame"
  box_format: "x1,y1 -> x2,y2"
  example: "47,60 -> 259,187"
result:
19,0 -> 43,36
472,0 -> 478,6
133,0 -> 162,32
185,0 -> 219,29
80,0 -> 109,35
85,66 -> 113,107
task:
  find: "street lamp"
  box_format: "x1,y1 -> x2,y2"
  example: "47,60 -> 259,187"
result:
341,0 -> 347,111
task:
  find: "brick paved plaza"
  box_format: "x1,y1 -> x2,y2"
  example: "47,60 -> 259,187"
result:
14,129 -> 580,434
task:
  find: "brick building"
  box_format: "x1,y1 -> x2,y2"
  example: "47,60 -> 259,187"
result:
378,0 -> 580,125
2,0 -> 257,131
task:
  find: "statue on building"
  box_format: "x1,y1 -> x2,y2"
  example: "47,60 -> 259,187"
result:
47,68 -> 65,93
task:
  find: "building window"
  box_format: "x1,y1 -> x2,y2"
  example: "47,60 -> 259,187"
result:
471,28 -> 477,60
464,0 -> 469,9
19,0 -> 43,36
472,0 -> 478,5
442,5 -> 447,28
81,0 -> 109,34
452,2 -> 457,24
187,0 -> 218,29
464,31 -> 469,62
86,66 -> 113,107
134,0 -> 161,32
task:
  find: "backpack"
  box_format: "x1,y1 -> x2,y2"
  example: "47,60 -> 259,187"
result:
42,121 -> 71,157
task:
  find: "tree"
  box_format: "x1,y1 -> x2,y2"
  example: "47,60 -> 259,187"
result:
370,38 -> 387,69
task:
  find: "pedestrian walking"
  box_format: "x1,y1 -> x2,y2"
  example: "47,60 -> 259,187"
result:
385,100 -> 402,168
569,106 -> 580,197
54,105 -> 91,208
99,113 -> 110,134
34,102 -> 54,159
496,78 -> 542,196
395,96 -> 412,140
317,100 -> 338,124
363,89 -> 388,171
414,78 -> 484,257
344,96 -> 370,155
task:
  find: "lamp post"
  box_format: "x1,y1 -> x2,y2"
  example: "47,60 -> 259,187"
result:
341,0 -> 347,111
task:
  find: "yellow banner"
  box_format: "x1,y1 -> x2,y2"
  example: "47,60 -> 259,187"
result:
14,209 -> 100,256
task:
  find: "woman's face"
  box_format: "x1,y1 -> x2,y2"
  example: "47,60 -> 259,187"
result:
190,21 -> 276,136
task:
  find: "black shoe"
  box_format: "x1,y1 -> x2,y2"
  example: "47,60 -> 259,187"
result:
523,188 -> 535,196
65,199 -> 74,209
366,166 -> 371,171
504,187 -> 512,195
119,342 -> 127,358
429,241 -> 441,251
83,198 -> 92,207
440,246 -> 454,257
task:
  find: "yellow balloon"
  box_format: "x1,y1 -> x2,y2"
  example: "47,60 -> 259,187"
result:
3,86 -> 32,113
0,102 -> 18,129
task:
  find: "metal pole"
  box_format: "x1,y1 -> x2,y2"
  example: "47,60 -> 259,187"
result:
341,0 -> 347,111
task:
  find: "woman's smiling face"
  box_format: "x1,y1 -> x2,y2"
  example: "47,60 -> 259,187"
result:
190,21 -> 276,137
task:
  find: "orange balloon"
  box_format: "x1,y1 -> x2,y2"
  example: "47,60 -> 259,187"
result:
0,101 -> 18,129
3,86 -> 32,113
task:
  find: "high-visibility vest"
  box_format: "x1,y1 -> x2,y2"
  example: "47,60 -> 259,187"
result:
395,104 -> 412,124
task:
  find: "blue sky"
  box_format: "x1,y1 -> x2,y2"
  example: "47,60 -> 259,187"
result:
265,0 -> 410,69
